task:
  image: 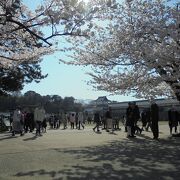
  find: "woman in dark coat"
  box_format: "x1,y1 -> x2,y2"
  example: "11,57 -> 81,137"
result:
168,107 -> 178,135
93,111 -> 101,132
150,102 -> 159,140
141,110 -> 147,131
126,102 -> 136,137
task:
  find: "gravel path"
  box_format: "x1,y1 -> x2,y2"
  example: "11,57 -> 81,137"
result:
0,124 -> 180,180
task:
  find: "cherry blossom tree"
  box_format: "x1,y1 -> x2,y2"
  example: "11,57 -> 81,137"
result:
64,0 -> 180,101
0,0 -> 111,66
0,0 -> 110,95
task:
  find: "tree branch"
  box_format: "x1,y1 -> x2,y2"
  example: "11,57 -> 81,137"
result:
7,17 -> 52,46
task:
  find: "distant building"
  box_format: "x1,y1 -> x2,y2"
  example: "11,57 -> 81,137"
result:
84,96 -> 110,117
84,97 -> 180,121
93,96 -> 110,105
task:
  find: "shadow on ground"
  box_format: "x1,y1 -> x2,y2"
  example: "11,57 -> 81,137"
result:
0,133 -> 18,141
14,137 -> 180,180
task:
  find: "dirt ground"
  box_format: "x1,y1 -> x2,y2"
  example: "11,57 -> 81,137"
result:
0,123 -> 180,180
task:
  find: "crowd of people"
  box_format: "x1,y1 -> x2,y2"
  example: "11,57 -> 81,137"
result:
9,105 -> 87,137
11,105 -> 45,136
6,101 -> 180,139
48,112 -> 85,130
93,101 -> 180,140
125,101 -> 160,139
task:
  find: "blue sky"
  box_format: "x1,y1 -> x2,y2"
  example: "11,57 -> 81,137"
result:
22,53 -> 138,102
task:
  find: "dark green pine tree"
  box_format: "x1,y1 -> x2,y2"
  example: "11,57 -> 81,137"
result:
0,62 -> 47,96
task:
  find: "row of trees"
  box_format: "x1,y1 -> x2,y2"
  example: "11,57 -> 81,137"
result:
0,91 -> 83,113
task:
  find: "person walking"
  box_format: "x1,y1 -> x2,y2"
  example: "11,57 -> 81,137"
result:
150,101 -> 159,140
75,112 -> 78,129
87,115 -> 92,124
34,105 -> 45,136
93,111 -> 101,132
24,111 -> 32,133
126,102 -> 136,137
78,112 -> 84,130
62,112 -> 68,129
101,114 -> 107,130
28,111 -> 34,132
132,102 -> 141,134
12,107 -> 24,136
70,112 -> 76,129
42,117 -> 47,133
122,115 -> 127,132
105,107 -> 114,133
145,109 -> 151,131
141,110 -> 147,131
168,106 -> 178,135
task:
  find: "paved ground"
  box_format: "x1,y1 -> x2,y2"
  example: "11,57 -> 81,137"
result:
0,124 -> 180,180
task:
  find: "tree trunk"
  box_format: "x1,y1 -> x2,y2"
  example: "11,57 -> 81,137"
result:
175,92 -> 180,102
170,83 -> 180,102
